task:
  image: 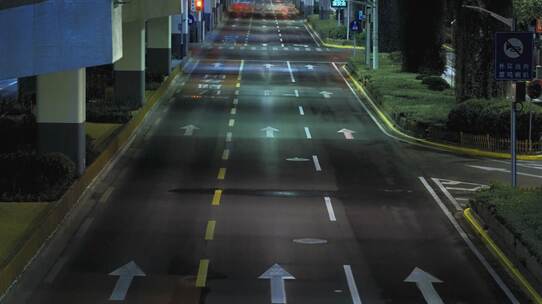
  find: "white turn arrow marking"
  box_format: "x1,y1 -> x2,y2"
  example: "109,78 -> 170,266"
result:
261,126 -> 279,138
338,129 -> 356,140
305,64 -> 314,70
109,261 -> 146,301
286,157 -> 310,161
319,91 -> 333,98
259,264 -> 295,304
264,64 -> 274,69
404,267 -> 444,304
212,62 -> 223,68
180,124 -> 199,136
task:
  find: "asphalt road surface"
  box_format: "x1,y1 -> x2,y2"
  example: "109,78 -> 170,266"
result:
12,4 -> 542,304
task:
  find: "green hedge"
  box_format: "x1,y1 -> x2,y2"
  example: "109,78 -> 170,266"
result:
307,15 -> 365,43
87,102 -> 133,124
447,99 -> 542,139
473,184 -> 542,262
0,152 -> 76,202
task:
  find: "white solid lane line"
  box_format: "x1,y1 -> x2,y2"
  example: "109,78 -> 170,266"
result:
312,155 -> 322,172
304,127 -> 312,139
286,61 -> 296,83
418,177 -> 519,303
324,197 -> 336,221
298,106 -> 304,115
343,265 -> 363,304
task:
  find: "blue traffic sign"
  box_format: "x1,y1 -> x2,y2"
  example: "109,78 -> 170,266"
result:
331,0 -> 346,8
495,32 -> 534,81
188,14 -> 195,25
350,20 -> 362,33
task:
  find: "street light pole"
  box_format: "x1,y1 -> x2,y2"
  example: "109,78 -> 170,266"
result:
372,0 -> 378,69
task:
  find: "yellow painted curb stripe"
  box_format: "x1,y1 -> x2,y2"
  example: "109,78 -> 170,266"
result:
195,259 -> 209,287
212,189 -> 223,206
217,168 -> 227,180
464,208 -> 542,304
205,220 -> 216,240
342,66 -> 542,161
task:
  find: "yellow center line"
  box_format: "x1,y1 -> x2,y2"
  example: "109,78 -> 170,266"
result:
212,189 -> 223,205
217,168 -> 227,180
195,259 -> 209,287
205,220 -> 216,240
222,149 -> 230,160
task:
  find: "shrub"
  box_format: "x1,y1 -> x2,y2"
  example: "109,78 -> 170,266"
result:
447,99 -> 542,139
87,102 -> 133,124
422,76 -> 450,91
0,114 -> 37,153
0,152 -> 76,202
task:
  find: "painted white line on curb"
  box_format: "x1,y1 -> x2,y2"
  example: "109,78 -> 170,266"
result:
312,155 -> 322,172
431,178 -> 462,211
226,132 -> 233,142
298,106 -> 305,115
304,127 -> 312,139
230,108 -> 237,115
418,177 -> 519,303
286,61 -> 296,83
343,265 -> 363,304
228,119 -> 235,127
324,197 -> 336,221
233,98 -> 239,105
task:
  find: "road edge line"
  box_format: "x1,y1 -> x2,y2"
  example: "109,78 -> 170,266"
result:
464,208 -> 542,304
340,64 -> 542,161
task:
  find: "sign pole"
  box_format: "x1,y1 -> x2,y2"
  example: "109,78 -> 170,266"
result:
372,0 -> 378,69
346,1 -> 350,40
511,19 -> 517,188
365,7 -> 371,67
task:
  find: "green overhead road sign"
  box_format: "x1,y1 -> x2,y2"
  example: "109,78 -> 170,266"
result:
331,0 -> 347,8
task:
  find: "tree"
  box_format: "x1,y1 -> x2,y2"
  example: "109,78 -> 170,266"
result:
398,0 -> 446,74
514,0 -> 542,26
452,0 -> 513,102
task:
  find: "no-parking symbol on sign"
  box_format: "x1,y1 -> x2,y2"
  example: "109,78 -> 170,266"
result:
495,32 -> 534,81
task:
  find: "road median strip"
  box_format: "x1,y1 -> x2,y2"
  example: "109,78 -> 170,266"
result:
464,208 -> 542,304
341,65 -> 542,161
0,62 -> 186,297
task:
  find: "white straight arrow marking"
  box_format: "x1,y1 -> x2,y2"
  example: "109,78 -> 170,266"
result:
304,127 -> 312,139
180,125 -> 199,136
312,155 -> 322,171
109,261 -> 145,301
305,64 -> 314,70
261,126 -> 279,138
324,197 -> 336,221
338,129 -> 356,140
259,264 -> 295,304
343,265 -> 362,304
298,106 -> 304,115
320,91 -> 333,98
404,267 -> 444,304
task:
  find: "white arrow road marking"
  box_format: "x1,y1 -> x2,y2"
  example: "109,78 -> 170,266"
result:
286,61 -> 296,83
212,62 -> 223,68
305,64 -> 314,70
264,63 -> 274,69
180,125 -> 199,136
109,261 -> 145,301
338,129 -> 355,140
261,126 -> 279,138
418,177 -> 519,303
304,127 -> 312,139
259,264 -> 295,304
343,265 -> 362,304
404,267 -> 444,304
312,155 -> 322,171
467,165 -> 542,179
320,91 -> 333,98
298,106 -> 304,115
286,157 -> 310,162
324,197 -> 336,221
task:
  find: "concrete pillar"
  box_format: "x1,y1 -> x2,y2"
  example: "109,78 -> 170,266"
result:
37,68 -> 86,175
114,19 -> 145,108
147,16 -> 172,76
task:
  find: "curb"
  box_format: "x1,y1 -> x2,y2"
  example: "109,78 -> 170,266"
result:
341,65 -> 542,161
463,208 -> 542,304
0,63 -> 184,297
304,22 -> 365,50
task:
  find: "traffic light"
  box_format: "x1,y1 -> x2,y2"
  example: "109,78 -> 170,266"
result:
196,0 -> 203,11
527,79 -> 542,99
